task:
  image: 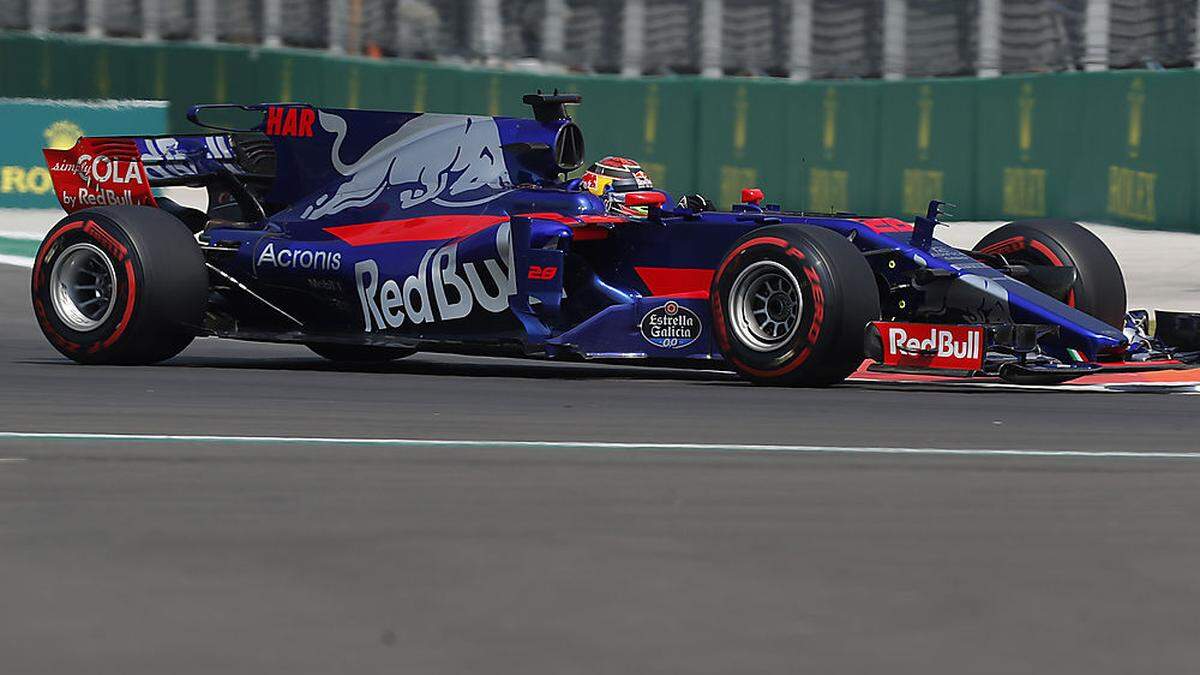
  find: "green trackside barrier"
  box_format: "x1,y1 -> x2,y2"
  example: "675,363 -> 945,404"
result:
614,77 -> 698,198
4,32 -> 1200,233
876,78 -> 978,220
695,78 -> 793,209
456,70 -> 538,117
974,73 -> 1084,225
786,80 -> 882,214
168,44 -> 262,125
1063,70 -> 1197,230
560,76 -> 698,197
0,98 -> 168,208
974,70 -> 1198,232
448,71 -> 700,196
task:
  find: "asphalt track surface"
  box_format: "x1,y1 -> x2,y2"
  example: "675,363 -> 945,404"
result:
3,262 -> 1200,673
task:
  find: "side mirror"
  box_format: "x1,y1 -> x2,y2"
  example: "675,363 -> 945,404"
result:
624,191 -> 667,207
623,190 -> 668,222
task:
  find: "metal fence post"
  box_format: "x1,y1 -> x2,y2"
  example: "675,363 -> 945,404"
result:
348,0 -> 364,54
85,0 -> 105,37
329,0 -> 347,52
1084,0 -> 1110,71
542,0 -> 566,66
196,0 -> 218,43
395,0 -> 406,57
29,0 -> 49,33
621,0 -> 645,76
474,0 -> 502,64
143,0 -> 160,40
1194,0 -> 1200,69
263,0 -> 283,48
700,0 -> 722,78
788,0 -> 813,80
977,0 -> 1001,77
882,0 -> 906,80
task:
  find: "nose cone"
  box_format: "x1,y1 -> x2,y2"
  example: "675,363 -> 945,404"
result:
998,275 -> 1127,356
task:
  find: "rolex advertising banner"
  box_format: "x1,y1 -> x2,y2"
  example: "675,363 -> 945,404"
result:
785,81 -> 882,214
976,71 -> 1198,230
876,79 -> 977,219
563,77 -> 698,197
1058,71 -> 1197,230
694,79 -> 793,210
0,99 -> 168,208
974,74 -> 1085,222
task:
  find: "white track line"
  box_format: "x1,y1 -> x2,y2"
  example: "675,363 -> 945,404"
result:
0,431 -> 1197,459
0,253 -> 33,268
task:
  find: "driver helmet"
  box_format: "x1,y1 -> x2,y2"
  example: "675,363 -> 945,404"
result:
581,156 -> 656,218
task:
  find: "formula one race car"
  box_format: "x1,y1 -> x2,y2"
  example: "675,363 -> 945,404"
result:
29,93 -> 1200,386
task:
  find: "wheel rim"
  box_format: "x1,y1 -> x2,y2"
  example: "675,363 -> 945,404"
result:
49,243 -> 118,332
728,260 -> 804,352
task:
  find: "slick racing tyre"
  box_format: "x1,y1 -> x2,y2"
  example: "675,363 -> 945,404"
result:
974,219 -> 1126,328
712,225 -> 880,387
306,343 -> 415,363
31,206 -> 208,365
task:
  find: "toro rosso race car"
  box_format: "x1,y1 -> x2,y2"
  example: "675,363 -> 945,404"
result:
29,93 -> 1200,386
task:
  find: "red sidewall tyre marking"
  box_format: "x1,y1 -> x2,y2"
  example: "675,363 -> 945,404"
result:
712,236 -> 790,354
1027,239 -> 1064,266
730,346 -> 812,379
978,235 -> 1025,256
980,233 -> 1076,308
712,236 -> 828,380
32,220 -> 86,289
95,258 -> 137,352
32,218 -> 140,356
1026,238 -> 1076,307
32,220 -> 89,354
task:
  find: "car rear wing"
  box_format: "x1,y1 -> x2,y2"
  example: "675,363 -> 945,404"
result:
44,133 -> 271,215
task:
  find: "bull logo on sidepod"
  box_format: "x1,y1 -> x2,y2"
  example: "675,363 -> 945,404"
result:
302,112 -> 511,220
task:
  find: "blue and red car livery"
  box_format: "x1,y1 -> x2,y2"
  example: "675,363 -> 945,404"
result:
28,93 -> 1200,385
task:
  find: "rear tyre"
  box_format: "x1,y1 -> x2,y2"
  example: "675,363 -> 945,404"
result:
306,343 -> 415,363
974,219 -> 1126,328
711,225 -> 880,387
31,206 -> 208,365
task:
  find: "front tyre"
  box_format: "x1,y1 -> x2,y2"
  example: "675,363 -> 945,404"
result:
974,219 -> 1126,328
711,225 -> 880,387
31,207 -> 208,365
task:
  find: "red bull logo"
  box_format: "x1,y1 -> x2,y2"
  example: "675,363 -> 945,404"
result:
354,222 -> 516,331
301,111 -> 511,220
875,322 -> 985,371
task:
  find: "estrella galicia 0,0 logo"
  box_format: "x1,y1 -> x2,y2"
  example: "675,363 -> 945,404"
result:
640,301 -> 701,349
